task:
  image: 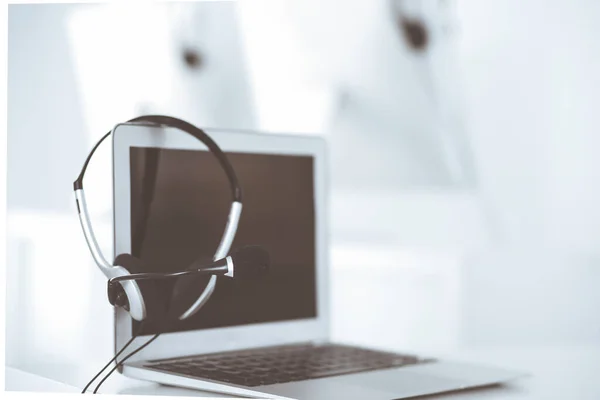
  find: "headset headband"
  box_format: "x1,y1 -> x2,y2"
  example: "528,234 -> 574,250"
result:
74,115 -> 242,201
73,115 -> 243,320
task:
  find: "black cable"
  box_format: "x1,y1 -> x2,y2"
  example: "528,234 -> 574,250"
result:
93,333 -> 161,394
81,334 -> 138,393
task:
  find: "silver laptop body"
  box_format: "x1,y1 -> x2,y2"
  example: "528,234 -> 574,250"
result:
112,124 -> 523,399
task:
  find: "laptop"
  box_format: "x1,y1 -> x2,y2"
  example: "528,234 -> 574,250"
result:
111,122 -> 523,399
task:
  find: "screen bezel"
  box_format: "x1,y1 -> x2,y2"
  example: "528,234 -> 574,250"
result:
112,122 -> 329,362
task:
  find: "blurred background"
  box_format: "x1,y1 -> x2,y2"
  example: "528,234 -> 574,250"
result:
6,0 -> 600,370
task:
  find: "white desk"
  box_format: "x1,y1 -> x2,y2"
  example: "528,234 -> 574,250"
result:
7,345 -> 600,399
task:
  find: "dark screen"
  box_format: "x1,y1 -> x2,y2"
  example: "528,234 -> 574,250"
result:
129,147 -> 317,335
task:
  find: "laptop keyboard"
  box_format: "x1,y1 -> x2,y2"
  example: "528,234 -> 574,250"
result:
144,343 -> 434,387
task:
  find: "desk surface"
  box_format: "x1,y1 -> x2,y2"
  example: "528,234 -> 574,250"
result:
6,344 -> 600,399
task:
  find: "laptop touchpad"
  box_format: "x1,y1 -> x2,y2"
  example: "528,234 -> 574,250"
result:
262,379 -> 400,400
263,369 -> 464,400
331,368 -> 465,398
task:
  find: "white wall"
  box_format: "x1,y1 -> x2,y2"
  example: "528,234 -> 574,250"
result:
8,4 -> 89,212
458,0 -> 600,250
456,0 -> 600,345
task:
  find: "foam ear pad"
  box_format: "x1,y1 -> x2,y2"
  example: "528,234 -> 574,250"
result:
113,254 -> 169,324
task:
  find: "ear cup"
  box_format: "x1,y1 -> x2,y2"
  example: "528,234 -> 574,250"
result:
113,254 -> 169,324
167,255 -> 213,320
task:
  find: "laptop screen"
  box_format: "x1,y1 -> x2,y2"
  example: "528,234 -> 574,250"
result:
129,147 -> 317,336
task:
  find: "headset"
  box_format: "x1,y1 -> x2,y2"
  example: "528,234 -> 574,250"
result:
73,115 -> 268,325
